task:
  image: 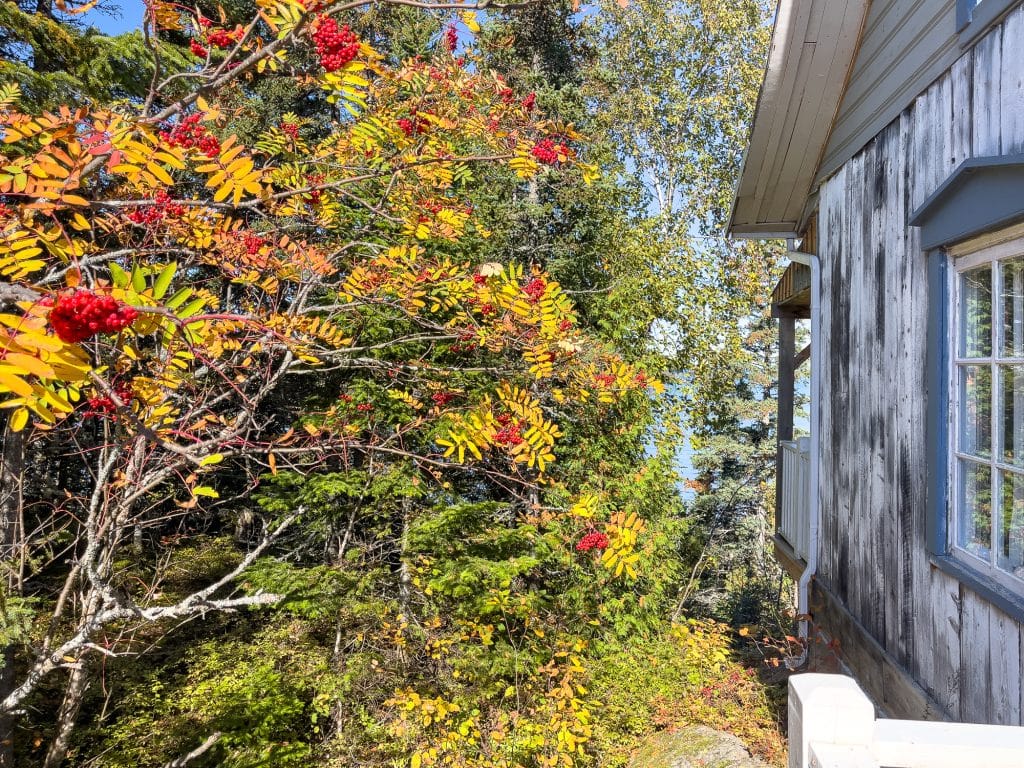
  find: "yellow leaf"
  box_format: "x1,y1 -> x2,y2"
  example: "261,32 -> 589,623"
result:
199,453 -> 224,466
9,407 -> 28,432
191,486 -> 219,498
3,353 -> 55,379
0,371 -> 33,397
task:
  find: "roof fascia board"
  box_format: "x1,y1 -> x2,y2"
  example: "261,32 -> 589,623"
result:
727,0 -> 870,238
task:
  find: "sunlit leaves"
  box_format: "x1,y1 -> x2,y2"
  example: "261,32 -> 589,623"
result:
600,511 -> 646,579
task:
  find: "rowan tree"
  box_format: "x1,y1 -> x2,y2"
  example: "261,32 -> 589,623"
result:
0,1 -> 660,764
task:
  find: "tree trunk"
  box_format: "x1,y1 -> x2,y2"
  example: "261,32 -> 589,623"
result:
0,424 -> 24,767
42,659 -> 90,768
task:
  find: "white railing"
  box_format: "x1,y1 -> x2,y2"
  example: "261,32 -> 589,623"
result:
789,674 -> 1024,768
779,436 -> 811,561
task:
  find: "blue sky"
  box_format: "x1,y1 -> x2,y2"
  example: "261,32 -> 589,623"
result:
82,1 -> 144,35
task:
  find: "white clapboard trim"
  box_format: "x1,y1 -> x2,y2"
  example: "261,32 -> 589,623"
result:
789,674 -> 1024,768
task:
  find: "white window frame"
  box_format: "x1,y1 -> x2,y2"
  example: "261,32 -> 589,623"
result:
950,235 -> 1024,592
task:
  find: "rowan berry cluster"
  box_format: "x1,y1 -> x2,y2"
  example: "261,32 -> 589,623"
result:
46,290 -> 138,344
356,403 -> 374,412
431,391 -> 456,407
523,277 -> 546,303
160,114 -> 220,158
207,28 -> 240,49
472,273 -> 488,286
558,318 -> 573,332
190,40 -> 209,58
241,233 -> 267,255
83,384 -> 133,419
397,115 -> 429,137
127,190 -> 186,227
521,92 -> 536,111
443,25 -> 458,53
576,532 -> 610,552
595,373 -> 616,387
305,173 -> 325,204
530,138 -> 569,165
281,122 -> 300,140
493,415 -> 524,446
312,18 -> 360,72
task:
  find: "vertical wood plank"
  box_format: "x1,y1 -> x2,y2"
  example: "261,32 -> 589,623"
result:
972,25 -> 1002,156
999,5 -> 1024,154
988,606 -> 1022,725
959,586 -> 993,722
927,567 -> 963,718
847,148 -> 867,627
951,53 -> 974,165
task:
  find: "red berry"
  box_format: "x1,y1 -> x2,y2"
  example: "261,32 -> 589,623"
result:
443,25 -> 458,53
523,277 -> 546,303
530,138 -> 569,165
311,17 -> 360,72
576,532 -> 609,552
190,40 -> 209,58
48,290 -> 138,344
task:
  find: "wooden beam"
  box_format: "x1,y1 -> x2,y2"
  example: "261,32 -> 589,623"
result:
795,343 -> 811,368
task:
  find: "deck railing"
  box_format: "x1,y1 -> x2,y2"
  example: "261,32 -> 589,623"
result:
779,436 -> 811,561
789,674 -> 1024,768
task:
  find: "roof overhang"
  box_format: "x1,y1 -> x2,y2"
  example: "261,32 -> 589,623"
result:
909,155 -> 1024,250
727,0 -> 870,239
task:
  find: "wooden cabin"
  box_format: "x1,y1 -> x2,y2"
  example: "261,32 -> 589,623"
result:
729,0 -> 1024,723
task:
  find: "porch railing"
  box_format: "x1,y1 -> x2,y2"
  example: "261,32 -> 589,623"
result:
779,436 -> 811,561
789,674 -> 1024,768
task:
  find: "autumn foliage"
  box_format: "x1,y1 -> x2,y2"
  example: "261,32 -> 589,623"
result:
0,0 -> 684,764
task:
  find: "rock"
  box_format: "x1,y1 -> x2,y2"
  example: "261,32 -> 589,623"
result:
627,725 -> 773,768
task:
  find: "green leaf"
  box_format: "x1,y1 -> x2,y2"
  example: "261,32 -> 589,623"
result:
153,262 -> 176,299
108,262 -> 130,288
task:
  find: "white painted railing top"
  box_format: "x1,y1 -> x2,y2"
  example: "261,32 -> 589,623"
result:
779,437 -> 811,561
788,674 -> 1024,768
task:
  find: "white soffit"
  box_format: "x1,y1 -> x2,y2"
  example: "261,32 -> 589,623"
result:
728,0 -> 869,238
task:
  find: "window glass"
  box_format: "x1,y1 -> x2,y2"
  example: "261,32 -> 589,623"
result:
1002,256 -> 1024,357
960,365 -> 991,458
960,264 -> 992,358
959,459 -> 992,560
1000,365 -> 1024,465
999,470 -> 1024,578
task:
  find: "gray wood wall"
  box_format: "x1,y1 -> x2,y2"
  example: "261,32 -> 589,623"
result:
816,5 -> 1024,724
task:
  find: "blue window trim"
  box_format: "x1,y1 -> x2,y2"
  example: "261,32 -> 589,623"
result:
925,250 -> 1024,621
958,0 -> 1023,47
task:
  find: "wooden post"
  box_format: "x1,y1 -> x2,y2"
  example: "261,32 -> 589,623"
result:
776,311 -> 797,531
788,674 -> 875,768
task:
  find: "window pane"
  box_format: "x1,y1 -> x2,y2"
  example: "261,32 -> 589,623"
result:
1001,365 -> 1024,466
1002,257 -> 1024,357
998,471 -> 1024,579
960,365 -> 992,458
961,264 -> 992,358
959,460 -> 992,561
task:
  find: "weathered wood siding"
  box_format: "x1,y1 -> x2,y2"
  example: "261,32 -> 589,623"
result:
816,5 -> 1024,723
